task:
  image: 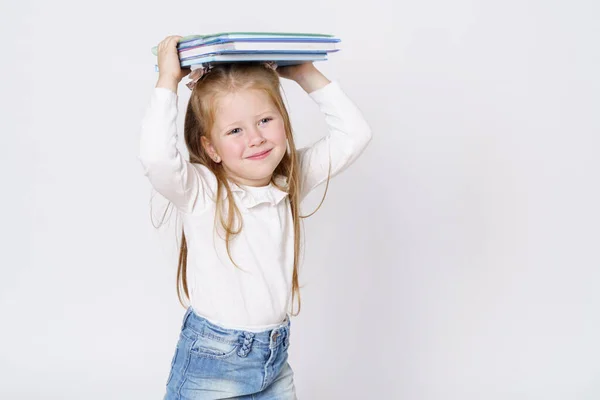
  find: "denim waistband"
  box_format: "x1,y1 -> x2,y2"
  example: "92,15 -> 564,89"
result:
180,307 -> 291,349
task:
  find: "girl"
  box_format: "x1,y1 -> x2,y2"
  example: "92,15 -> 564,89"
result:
139,35 -> 372,399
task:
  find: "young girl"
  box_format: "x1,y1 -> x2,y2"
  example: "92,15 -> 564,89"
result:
139,35 -> 372,399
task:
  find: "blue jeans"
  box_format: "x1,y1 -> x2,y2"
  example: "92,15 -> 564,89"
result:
164,307 -> 297,399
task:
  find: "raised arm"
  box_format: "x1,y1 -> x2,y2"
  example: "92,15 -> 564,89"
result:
278,63 -> 373,201
138,35 -> 215,214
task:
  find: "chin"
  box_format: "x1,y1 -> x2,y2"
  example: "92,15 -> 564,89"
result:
229,163 -> 275,182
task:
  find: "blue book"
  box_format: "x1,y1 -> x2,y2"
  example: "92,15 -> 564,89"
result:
177,41 -> 340,60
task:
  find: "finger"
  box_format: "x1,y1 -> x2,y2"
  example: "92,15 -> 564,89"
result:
159,36 -> 179,48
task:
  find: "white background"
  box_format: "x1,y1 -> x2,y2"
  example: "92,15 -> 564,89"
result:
1,0 -> 599,398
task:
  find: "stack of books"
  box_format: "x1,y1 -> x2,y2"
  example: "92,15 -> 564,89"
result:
152,31 -> 341,71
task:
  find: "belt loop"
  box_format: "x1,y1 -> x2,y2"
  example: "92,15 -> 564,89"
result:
238,331 -> 255,357
284,326 -> 290,348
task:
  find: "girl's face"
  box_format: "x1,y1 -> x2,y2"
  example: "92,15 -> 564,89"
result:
201,88 -> 287,187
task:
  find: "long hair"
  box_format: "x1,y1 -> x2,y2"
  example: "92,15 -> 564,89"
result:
155,63 -> 330,317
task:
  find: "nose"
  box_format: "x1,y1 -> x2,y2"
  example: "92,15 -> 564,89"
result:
247,127 -> 266,147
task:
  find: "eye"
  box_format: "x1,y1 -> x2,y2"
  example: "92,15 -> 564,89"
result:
259,117 -> 273,125
227,128 -> 241,135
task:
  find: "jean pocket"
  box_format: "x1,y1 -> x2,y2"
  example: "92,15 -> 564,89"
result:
190,334 -> 239,360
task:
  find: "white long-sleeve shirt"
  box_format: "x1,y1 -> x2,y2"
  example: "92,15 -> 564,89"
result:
139,80 -> 372,331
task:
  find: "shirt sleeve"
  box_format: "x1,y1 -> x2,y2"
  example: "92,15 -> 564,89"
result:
297,81 -> 373,201
138,87 -> 216,214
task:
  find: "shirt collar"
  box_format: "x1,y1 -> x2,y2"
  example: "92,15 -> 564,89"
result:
224,175 -> 289,209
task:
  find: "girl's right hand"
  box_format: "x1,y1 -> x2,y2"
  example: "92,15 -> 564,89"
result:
156,35 -> 191,84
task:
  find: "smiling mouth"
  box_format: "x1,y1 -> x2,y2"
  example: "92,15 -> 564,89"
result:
246,149 -> 273,159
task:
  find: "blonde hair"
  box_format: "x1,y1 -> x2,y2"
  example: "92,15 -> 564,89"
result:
154,63 -> 331,316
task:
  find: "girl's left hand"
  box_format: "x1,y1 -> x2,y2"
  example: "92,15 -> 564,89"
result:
275,62 -> 318,82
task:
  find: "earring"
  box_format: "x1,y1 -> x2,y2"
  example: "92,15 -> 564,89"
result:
214,155 -> 220,162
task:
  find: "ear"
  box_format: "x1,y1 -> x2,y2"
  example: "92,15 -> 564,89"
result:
201,136 -> 221,163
